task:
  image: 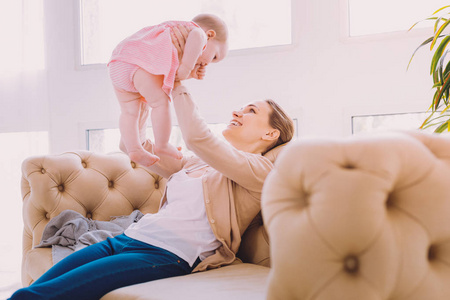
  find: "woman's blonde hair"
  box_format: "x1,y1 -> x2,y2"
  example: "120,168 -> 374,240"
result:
263,99 -> 295,155
192,14 -> 228,42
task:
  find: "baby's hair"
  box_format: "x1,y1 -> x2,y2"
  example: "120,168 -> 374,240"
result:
192,14 -> 228,42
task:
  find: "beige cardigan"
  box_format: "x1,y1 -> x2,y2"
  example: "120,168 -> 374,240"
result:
143,85 -> 283,272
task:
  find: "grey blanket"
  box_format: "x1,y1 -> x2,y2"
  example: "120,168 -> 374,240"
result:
36,209 -> 144,264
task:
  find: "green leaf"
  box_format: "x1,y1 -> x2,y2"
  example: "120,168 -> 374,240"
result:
409,17 -> 438,31
443,58 -> 450,78
432,5 -> 450,15
434,120 -> 450,133
407,36 -> 435,70
421,114 -> 450,130
436,49 -> 450,84
431,18 -> 450,50
433,82 -> 443,88
433,67 -> 440,85
420,111 -> 435,128
434,74 -> 450,110
435,16 -> 444,33
431,36 -> 450,75
433,87 -> 441,110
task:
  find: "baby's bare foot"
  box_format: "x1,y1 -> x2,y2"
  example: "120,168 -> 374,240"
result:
128,149 -> 160,167
155,143 -> 183,160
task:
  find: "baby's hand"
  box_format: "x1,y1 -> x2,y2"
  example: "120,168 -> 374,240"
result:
196,65 -> 206,80
190,64 -> 206,80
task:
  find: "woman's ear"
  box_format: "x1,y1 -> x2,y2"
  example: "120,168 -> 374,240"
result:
262,129 -> 280,142
206,29 -> 216,40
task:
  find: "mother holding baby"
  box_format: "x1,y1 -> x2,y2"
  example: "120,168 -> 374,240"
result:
9,24 -> 295,300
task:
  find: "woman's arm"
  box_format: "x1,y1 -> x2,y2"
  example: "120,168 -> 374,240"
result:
172,85 -> 274,192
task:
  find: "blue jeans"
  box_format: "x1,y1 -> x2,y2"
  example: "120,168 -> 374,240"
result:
9,234 -> 198,300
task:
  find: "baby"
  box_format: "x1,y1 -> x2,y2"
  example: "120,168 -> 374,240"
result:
108,14 -> 229,166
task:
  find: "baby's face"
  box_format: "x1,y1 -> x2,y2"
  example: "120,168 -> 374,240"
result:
197,39 -> 228,66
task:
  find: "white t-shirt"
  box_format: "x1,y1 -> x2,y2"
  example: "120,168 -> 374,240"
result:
125,167 -> 221,266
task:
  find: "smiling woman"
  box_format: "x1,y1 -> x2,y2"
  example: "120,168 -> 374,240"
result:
223,101 -> 294,155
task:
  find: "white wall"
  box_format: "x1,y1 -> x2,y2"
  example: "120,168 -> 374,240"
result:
44,0 -> 435,153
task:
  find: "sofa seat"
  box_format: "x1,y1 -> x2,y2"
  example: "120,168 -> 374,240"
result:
103,263 -> 269,300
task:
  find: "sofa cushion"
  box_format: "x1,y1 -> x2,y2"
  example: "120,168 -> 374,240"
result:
102,263 -> 269,300
262,131 -> 450,300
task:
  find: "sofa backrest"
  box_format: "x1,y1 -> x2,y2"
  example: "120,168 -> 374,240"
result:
21,150 -> 270,284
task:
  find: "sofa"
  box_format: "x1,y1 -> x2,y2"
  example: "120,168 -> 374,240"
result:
20,146 -> 278,300
262,130 -> 450,300
20,130 -> 450,299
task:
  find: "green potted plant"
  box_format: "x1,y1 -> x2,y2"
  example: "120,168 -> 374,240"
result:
409,4 -> 450,132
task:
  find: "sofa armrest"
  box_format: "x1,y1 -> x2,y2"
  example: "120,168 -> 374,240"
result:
262,131 -> 450,300
20,150 -> 166,286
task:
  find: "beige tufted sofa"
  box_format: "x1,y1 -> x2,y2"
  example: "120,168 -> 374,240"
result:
21,150 -> 272,300
21,130 -> 450,299
262,131 -> 450,300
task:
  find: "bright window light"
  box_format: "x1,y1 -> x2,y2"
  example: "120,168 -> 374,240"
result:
0,0 -> 44,75
352,112 -> 431,134
87,124 -> 227,154
87,119 -> 298,154
79,0 -> 292,65
348,0 -> 449,36
0,131 -> 49,299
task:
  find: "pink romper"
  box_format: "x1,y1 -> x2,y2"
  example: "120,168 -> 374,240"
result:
108,21 -> 204,97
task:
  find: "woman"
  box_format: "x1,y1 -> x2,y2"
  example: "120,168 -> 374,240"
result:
9,26 -> 295,300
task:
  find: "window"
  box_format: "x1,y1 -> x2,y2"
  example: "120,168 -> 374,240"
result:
0,0 -> 45,75
348,0 -> 449,36
79,0 -> 292,65
352,112 -> 431,134
87,119 -> 298,154
87,124 -> 228,154
0,131 -> 49,299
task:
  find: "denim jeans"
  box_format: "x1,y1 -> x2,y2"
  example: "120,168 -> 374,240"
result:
9,234 -> 198,300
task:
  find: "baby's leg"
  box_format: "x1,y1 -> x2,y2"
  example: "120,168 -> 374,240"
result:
115,88 -> 160,166
118,100 -> 149,154
133,69 -> 182,159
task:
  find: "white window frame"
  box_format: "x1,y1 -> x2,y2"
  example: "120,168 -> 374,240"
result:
74,0 -> 297,70
338,0 -> 441,44
343,102 -> 431,135
79,117 -> 299,152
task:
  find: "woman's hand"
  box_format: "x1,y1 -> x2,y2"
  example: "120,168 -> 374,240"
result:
172,24 -> 192,87
171,25 -> 191,62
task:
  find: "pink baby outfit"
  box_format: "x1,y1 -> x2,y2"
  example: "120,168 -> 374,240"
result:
108,21 -> 203,97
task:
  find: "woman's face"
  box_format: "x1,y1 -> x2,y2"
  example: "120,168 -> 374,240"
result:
222,100 -> 276,153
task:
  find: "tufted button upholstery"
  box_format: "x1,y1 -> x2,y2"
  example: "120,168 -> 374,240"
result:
20,151 -> 166,286
343,255 -> 359,274
262,131 -> 450,300
20,145 -> 285,288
